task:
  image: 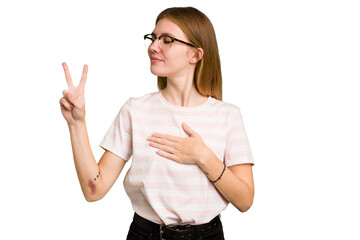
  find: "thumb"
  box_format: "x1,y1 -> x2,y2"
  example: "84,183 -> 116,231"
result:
66,91 -> 82,109
182,122 -> 196,137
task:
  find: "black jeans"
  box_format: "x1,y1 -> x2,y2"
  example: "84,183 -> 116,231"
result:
126,213 -> 225,240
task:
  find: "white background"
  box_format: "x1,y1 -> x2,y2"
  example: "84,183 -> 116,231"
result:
1,0 -> 359,239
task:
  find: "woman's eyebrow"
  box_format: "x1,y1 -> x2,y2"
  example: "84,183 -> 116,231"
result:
151,32 -> 176,37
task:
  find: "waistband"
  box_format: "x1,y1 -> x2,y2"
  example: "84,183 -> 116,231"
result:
132,213 -> 222,240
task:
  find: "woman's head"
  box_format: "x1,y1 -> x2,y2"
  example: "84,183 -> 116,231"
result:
151,7 -> 222,100
147,18 -> 202,83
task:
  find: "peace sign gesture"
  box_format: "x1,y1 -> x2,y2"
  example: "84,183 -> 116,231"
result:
59,62 -> 88,124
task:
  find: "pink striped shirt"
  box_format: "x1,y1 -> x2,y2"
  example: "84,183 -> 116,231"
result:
99,91 -> 254,225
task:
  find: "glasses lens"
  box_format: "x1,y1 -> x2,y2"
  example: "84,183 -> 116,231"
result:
159,36 -> 173,50
144,35 -> 173,50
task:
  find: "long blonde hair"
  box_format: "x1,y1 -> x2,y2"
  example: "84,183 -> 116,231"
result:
155,7 -> 222,100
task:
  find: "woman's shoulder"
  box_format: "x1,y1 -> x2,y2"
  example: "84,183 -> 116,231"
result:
123,91 -> 160,108
209,97 -> 241,113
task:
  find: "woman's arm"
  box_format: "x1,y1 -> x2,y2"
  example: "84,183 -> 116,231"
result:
60,62 -> 126,202
197,149 -> 254,212
68,121 -> 127,202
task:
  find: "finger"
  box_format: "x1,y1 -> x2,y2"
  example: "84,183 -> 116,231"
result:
155,150 -> 177,162
62,89 -> 68,98
148,136 -> 177,149
62,62 -> 74,89
182,122 -> 196,137
149,137 -> 177,150
65,91 -> 82,109
62,90 -> 74,105
151,133 -> 179,142
79,64 -> 88,90
149,142 -> 175,154
59,97 -> 72,111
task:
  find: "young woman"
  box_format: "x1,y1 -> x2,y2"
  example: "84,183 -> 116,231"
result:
60,7 -> 254,240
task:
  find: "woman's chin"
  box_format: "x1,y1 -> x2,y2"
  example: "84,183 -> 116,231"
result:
150,67 -> 167,77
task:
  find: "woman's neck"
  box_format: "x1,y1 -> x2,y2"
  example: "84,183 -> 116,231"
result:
161,76 -> 208,107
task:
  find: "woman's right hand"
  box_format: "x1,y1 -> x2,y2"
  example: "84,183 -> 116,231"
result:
59,62 -> 88,125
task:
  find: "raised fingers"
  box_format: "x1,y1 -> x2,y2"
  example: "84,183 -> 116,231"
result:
62,62 -> 74,89
79,64 -> 88,90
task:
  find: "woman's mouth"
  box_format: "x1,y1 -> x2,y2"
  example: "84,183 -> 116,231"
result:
150,57 -> 163,63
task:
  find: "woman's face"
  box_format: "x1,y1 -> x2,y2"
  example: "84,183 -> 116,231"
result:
148,18 -> 196,78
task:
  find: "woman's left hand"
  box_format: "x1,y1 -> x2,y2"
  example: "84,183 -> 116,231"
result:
147,122 -> 210,165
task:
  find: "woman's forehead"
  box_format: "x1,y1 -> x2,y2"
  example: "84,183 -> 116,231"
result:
152,18 -> 186,38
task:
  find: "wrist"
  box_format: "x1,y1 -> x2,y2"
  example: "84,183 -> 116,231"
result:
68,119 -> 86,130
196,146 -> 213,168
197,148 -> 226,184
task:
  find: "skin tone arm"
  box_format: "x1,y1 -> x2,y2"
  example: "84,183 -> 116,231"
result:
147,122 -> 254,212
59,62 -> 126,202
197,153 -> 254,212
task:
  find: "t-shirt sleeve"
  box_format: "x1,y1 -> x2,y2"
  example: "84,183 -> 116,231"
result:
224,107 -> 254,167
99,98 -> 133,161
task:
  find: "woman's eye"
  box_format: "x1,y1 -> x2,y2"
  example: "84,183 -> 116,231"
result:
162,36 -> 172,44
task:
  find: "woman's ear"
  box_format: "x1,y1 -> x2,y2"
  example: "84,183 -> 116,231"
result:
190,48 -> 204,64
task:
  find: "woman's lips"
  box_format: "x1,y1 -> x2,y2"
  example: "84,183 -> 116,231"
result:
150,57 -> 163,63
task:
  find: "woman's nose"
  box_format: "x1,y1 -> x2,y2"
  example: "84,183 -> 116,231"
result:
149,38 -> 161,52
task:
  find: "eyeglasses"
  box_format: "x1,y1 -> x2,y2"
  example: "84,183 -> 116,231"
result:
144,33 -> 198,50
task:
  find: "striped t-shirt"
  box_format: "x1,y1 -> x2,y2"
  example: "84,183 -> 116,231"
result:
99,91 -> 254,225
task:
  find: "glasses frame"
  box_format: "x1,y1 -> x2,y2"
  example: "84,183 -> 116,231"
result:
144,33 -> 198,49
